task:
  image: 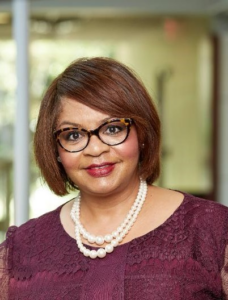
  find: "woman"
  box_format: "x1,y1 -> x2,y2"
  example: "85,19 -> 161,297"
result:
1,57 -> 228,299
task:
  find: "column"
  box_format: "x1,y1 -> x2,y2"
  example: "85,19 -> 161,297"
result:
214,17 -> 228,205
12,0 -> 30,225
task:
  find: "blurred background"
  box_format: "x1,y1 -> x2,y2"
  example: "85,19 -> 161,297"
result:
0,0 -> 228,242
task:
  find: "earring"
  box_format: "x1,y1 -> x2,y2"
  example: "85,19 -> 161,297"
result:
141,144 -> 145,149
57,156 -> 62,162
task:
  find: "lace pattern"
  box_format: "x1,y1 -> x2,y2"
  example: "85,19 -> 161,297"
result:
1,193 -> 228,299
222,244 -> 228,298
10,211 -> 90,281
0,241 -> 9,300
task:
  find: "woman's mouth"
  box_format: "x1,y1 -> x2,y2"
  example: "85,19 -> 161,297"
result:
85,163 -> 115,177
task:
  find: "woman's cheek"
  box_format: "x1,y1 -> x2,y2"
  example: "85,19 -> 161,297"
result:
116,129 -> 140,160
58,149 -> 80,170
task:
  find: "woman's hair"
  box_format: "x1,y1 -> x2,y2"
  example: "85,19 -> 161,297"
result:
34,57 -> 161,195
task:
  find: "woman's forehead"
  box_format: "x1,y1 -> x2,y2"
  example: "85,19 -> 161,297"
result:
57,98 -> 112,129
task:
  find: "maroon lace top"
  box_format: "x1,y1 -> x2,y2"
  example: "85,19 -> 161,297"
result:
1,193 -> 228,299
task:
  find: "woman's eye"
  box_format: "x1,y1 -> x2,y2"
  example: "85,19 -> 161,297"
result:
69,132 -> 79,140
105,125 -> 122,135
64,131 -> 82,141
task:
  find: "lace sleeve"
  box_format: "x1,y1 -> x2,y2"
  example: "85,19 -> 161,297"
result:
0,240 -> 9,300
222,243 -> 228,298
0,226 -> 17,300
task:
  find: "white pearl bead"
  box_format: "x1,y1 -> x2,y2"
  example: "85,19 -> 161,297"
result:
83,249 -> 90,257
123,229 -> 128,235
111,239 -> 118,247
104,234 -> 112,243
88,235 -> 96,243
127,213 -> 131,219
80,227 -> 85,234
112,231 -> 118,238
89,250 -> 98,259
120,233 -> 125,239
105,244 -> 114,253
117,226 -> 122,233
117,236 -> 122,242
97,248 -> 106,258
127,215 -> 131,221
95,236 -> 104,245
83,232 -> 89,239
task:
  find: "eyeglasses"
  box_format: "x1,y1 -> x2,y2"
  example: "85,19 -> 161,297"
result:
54,118 -> 133,153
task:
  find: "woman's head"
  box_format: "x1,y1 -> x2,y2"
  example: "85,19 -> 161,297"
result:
34,57 -> 161,195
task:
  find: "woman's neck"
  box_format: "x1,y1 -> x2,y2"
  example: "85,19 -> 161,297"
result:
79,176 -> 141,224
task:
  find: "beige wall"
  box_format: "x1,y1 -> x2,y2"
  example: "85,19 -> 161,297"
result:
111,18 -> 212,193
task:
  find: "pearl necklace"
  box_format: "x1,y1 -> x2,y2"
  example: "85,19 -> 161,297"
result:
70,179 -> 148,259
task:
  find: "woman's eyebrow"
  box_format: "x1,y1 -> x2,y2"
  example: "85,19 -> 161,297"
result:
58,121 -> 80,128
58,117 -> 114,128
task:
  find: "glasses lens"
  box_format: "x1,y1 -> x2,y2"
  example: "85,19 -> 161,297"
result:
58,129 -> 88,152
99,120 -> 129,145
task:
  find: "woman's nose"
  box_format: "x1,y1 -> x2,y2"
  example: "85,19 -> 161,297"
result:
83,135 -> 109,156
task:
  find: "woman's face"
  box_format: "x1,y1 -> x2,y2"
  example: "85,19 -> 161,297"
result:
56,98 -> 140,196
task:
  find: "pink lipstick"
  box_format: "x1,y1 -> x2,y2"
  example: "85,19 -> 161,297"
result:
85,162 -> 115,177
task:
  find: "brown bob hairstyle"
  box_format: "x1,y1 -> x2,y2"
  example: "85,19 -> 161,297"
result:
34,57 -> 161,196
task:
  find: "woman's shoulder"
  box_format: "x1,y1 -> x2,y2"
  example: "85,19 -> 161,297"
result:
144,186 -> 228,238
178,192 -> 228,243
5,203 -> 64,246
3,201 -> 81,281
182,192 -> 228,219
150,186 -> 228,234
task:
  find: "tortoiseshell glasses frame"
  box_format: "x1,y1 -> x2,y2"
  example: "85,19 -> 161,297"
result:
53,118 -> 133,153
